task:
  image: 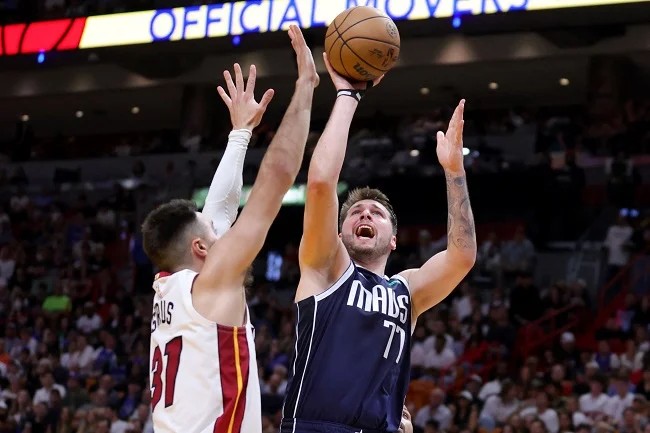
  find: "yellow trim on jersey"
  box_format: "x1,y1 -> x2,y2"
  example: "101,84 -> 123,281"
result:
228,327 -> 243,433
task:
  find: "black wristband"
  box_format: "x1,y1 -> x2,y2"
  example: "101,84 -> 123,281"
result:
337,89 -> 365,102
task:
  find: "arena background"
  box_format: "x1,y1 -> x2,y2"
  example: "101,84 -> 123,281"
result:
0,0 -> 648,432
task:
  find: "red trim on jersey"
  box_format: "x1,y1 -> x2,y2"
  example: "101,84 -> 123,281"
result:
214,325 -> 250,433
155,271 -> 173,280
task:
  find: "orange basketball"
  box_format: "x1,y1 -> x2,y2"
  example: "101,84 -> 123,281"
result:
324,6 -> 401,82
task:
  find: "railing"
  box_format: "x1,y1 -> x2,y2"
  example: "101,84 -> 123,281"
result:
516,303 -> 585,360
407,341 -> 501,409
597,247 -> 650,308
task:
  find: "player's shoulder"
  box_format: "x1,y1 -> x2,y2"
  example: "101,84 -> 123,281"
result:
388,272 -> 410,292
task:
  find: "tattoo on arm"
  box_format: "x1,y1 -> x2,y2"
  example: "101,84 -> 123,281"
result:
445,174 -> 476,250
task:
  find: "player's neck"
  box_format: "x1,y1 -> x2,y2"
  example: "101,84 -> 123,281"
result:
171,259 -> 201,274
352,256 -> 387,278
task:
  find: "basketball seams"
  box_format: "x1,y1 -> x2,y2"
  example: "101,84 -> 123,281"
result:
339,38 -> 355,80
331,17 -> 355,80
326,7 -> 355,38
341,35 -> 396,74
339,15 -> 394,39
344,36 -> 401,50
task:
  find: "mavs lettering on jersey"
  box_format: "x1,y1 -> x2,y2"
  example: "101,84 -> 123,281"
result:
281,262 -> 412,433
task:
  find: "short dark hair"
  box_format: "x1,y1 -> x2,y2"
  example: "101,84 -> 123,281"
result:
141,199 -> 201,271
339,187 -> 397,233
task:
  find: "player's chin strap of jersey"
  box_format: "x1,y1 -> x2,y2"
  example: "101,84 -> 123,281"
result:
336,80 -> 375,102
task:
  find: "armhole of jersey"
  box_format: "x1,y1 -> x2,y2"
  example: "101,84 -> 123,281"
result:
310,261 -> 355,302
390,273 -> 416,335
183,270 -> 218,327
390,274 -> 410,293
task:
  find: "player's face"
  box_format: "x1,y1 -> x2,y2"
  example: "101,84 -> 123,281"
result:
341,200 -> 396,262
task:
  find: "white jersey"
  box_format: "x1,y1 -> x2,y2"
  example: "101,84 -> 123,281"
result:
149,270 -> 261,433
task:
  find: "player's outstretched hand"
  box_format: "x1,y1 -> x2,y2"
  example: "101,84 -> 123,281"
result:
217,63 -> 274,131
436,99 -> 466,174
288,24 -> 319,87
322,52 -> 384,92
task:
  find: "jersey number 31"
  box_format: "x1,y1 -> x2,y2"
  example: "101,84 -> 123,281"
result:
151,336 -> 183,410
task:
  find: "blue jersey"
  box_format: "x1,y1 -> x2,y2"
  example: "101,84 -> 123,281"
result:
281,261 -> 412,433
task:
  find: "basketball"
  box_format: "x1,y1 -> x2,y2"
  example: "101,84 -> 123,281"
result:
324,6 -> 401,82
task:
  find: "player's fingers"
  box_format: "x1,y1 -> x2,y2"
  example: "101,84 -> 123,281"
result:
446,100 -> 464,138
448,101 -> 462,129
290,24 -> 305,46
436,131 -> 445,144
259,89 -> 275,111
457,119 -> 465,144
372,74 -> 385,87
453,99 -> 466,144
217,86 -> 232,108
223,70 -> 237,98
234,63 -> 245,93
246,65 -> 256,96
322,52 -> 336,76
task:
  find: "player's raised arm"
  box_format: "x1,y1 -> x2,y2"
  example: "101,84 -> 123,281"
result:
401,100 -> 477,318
203,63 -> 274,237
194,25 -> 319,287
297,54 -> 383,290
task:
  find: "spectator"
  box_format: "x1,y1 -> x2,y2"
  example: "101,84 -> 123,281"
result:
479,380 -> 520,430
509,272 -> 543,325
32,372 -> 65,406
502,226 -> 536,277
41,283 -> 72,315
603,214 -> 634,281
520,391 -> 560,433
414,389 -> 452,431
579,374 -> 610,421
425,334 -> 457,371
606,372 -> 635,425
76,302 -> 102,335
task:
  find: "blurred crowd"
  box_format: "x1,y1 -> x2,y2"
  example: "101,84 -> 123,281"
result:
3,98 -> 649,165
0,171 -> 647,433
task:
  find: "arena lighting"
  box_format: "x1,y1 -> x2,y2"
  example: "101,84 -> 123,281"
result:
462,147 -> 471,156
559,77 -> 570,86
75,110 -> 84,118
131,106 -> 141,114
194,182 -> 348,208
20,114 -> 30,122
489,81 -> 499,90
410,149 -> 420,157
0,0 -> 646,56
420,87 -> 430,95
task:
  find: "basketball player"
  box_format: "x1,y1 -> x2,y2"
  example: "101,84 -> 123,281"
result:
143,25 -> 319,433
280,54 -> 477,433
